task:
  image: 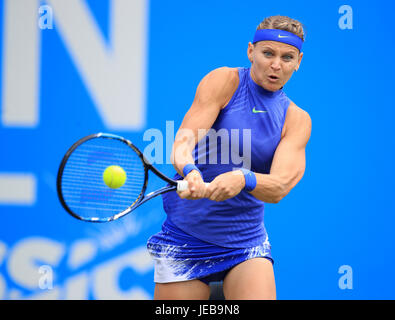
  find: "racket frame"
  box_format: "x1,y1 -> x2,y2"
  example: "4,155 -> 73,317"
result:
57,132 -> 185,222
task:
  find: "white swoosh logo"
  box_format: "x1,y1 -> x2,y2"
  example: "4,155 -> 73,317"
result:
252,107 -> 268,114
278,35 -> 288,38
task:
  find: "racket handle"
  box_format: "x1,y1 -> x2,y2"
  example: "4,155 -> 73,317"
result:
177,180 -> 188,191
176,181 -> 210,191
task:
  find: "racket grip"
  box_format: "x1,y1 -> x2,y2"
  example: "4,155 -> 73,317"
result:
177,180 -> 188,191
176,181 -> 210,191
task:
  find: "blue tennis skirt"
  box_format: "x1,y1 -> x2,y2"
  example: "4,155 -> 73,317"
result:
146,218 -> 273,284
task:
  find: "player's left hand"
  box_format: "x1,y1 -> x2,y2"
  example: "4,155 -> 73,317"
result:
205,170 -> 245,201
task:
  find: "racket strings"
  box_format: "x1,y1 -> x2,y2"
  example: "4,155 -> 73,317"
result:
60,137 -> 146,221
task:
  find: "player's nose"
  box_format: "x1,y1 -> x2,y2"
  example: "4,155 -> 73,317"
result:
271,58 -> 281,70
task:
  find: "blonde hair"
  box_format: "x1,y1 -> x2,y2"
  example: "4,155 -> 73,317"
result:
256,15 -> 306,42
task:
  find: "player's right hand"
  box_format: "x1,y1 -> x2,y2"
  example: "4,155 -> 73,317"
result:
177,170 -> 207,200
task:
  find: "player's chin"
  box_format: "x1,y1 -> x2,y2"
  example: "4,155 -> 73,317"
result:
264,81 -> 283,92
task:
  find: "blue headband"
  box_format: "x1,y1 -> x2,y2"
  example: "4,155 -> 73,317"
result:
253,29 -> 303,52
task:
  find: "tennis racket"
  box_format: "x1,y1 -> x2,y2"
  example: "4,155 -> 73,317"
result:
57,133 -> 188,222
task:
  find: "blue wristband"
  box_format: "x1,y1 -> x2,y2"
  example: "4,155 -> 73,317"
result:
183,164 -> 202,178
239,168 -> 257,192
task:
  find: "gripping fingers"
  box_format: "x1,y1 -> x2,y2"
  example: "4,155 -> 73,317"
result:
208,188 -> 222,201
189,181 -> 206,199
177,189 -> 192,199
177,181 -> 209,200
207,183 -> 232,202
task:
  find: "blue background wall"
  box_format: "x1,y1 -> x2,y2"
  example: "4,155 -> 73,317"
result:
1,0 -> 394,299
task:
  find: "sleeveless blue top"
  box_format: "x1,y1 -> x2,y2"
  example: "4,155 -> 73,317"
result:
162,67 -> 291,248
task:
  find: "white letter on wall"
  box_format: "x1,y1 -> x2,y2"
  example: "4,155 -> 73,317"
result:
1,0 -> 41,127
47,0 -> 149,130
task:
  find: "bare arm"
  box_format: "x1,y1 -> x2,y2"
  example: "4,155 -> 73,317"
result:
171,67 -> 239,174
250,102 -> 312,203
171,67 -> 239,199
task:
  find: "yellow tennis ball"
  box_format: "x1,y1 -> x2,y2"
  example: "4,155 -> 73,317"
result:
103,165 -> 127,189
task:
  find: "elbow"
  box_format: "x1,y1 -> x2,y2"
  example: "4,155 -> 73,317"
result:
272,192 -> 285,204
252,181 -> 286,204
271,183 -> 288,204
272,170 -> 304,203
262,185 -> 286,204
271,196 -> 282,204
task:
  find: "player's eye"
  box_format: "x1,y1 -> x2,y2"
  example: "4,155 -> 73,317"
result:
283,55 -> 293,61
263,51 -> 273,57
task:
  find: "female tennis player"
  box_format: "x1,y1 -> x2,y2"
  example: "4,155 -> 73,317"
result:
147,15 -> 311,300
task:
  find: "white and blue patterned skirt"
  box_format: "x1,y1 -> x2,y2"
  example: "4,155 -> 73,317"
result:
146,218 -> 273,284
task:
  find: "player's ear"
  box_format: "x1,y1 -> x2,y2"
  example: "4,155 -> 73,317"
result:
247,42 -> 254,63
295,51 -> 303,71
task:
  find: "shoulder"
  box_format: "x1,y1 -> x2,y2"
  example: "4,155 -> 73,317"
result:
204,66 -> 239,82
195,67 -> 239,109
281,101 -> 312,143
